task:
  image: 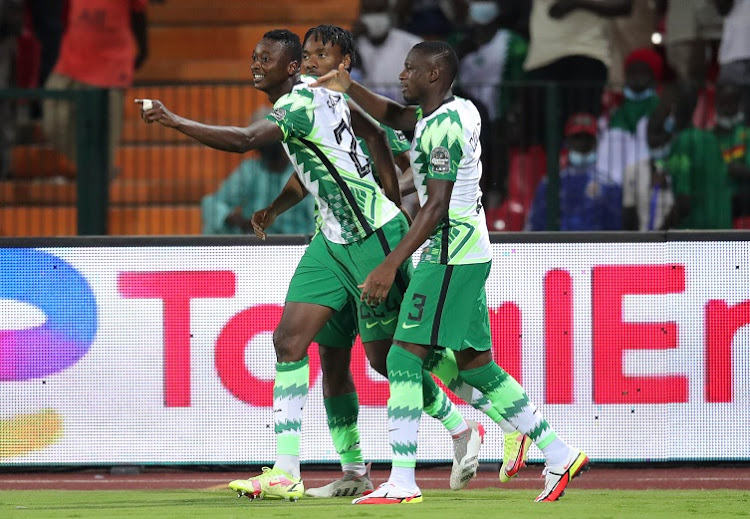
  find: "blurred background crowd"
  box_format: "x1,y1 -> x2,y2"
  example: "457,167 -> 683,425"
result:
1,0 -> 749,235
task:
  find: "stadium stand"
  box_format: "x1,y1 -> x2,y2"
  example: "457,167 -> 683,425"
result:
4,1 -> 356,236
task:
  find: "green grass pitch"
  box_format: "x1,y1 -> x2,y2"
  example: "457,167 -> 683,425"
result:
2,489 -> 750,519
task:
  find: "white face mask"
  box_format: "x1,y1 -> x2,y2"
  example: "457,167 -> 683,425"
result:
468,1 -> 500,26
361,13 -> 392,40
716,112 -> 744,130
568,150 -> 597,167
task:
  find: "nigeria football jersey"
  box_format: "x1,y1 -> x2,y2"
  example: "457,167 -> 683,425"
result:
410,96 -> 491,264
267,76 -> 401,244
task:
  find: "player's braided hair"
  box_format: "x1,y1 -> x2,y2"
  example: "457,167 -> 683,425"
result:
303,24 -> 357,71
413,41 -> 458,84
263,29 -> 303,65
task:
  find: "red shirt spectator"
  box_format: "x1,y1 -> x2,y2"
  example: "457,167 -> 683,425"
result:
54,0 -> 147,88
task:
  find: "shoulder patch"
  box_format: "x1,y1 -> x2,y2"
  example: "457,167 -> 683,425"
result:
395,130 -> 408,142
430,146 -> 451,174
270,108 -> 287,121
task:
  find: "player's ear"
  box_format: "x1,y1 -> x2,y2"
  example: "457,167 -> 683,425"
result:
288,60 -> 300,76
342,54 -> 352,71
429,66 -> 440,83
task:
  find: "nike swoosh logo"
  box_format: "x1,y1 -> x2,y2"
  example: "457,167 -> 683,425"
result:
401,322 -> 420,329
365,321 -> 379,329
381,317 -> 396,325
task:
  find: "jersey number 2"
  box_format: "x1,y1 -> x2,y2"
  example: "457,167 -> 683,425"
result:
334,118 -> 371,178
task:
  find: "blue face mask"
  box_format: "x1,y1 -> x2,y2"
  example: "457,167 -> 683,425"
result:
568,150 -> 597,167
624,87 -> 656,101
469,1 -> 500,25
662,115 -> 675,134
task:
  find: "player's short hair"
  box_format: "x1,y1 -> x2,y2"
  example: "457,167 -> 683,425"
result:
262,29 -> 303,65
413,41 -> 458,83
303,24 -> 357,70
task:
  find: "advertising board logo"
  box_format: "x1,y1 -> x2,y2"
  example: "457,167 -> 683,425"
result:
0,249 -> 97,381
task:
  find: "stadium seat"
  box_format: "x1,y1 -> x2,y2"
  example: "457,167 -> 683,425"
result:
487,145 -> 548,231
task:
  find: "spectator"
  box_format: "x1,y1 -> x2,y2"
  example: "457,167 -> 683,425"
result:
353,0 -> 421,100
597,48 -> 663,185
456,0 -> 528,199
42,0 -> 148,178
526,113 -> 622,231
393,0 -> 466,39
523,0 -> 633,143
457,0 -> 527,122
659,88 -> 732,229
200,140 -> 315,235
662,0 -> 722,88
622,112 -> 675,231
608,0 -> 659,86
27,0 -> 64,94
0,0 -> 24,178
714,0 -> 750,125
713,81 -> 750,220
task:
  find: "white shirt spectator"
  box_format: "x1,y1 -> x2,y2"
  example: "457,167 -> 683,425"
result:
356,29 -> 422,101
524,0 -> 612,72
622,158 -> 674,231
718,0 -> 750,64
596,116 -> 650,186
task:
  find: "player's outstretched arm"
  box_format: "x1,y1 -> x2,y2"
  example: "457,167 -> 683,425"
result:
359,178 -> 453,306
135,99 -> 284,153
310,64 -> 418,131
350,102 -> 402,207
251,173 -> 309,240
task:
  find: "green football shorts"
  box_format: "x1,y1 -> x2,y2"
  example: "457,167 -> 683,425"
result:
286,213 -> 412,346
393,260 -> 492,351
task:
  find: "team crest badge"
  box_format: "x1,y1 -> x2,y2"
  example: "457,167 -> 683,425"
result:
430,146 -> 450,174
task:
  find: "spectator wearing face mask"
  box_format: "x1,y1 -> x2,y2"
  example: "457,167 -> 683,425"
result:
622,112 -> 675,231
353,0 -> 422,101
659,88 -> 732,230
596,48 -> 663,186
526,113 -> 622,231
713,81 -> 750,220
457,0 -> 528,122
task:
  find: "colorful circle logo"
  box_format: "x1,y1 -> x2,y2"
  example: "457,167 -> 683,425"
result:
0,249 -> 97,381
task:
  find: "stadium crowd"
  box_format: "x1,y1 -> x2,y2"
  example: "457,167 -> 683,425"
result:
3,0 -> 750,233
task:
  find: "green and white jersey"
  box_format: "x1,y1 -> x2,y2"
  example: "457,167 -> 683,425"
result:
358,123 -> 411,186
411,97 -> 491,265
267,76 -> 401,244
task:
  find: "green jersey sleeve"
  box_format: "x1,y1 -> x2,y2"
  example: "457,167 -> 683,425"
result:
266,88 -> 315,141
384,125 -> 411,156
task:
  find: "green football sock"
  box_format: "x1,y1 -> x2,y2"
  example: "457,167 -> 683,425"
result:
427,348 -> 515,433
274,357 -> 309,478
460,361 -> 557,449
324,392 -> 364,473
387,345 -> 423,469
